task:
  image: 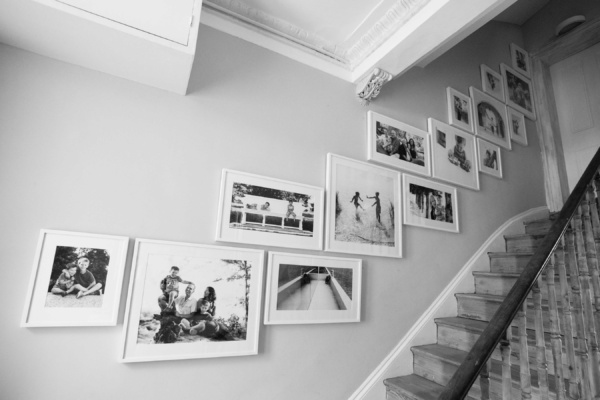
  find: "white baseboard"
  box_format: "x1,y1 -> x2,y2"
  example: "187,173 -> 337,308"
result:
348,206 -> 548,400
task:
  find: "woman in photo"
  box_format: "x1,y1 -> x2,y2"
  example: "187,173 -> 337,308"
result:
201,286 -> 217,316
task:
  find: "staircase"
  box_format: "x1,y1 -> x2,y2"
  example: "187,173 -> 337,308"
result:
384,216 -> 573,400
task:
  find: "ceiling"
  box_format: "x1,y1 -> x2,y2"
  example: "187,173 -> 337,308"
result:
0,0 -> 549,95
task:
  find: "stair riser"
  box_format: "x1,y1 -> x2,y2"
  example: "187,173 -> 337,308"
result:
524,220 -> 553,235
456,297 -> 567,331
437,324 -> 572,378
489,255 -> 531,273
474,274 -> 570,298
506,236 -> 544,253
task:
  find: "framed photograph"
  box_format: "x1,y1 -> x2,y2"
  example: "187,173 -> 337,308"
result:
21,229 -> 129,327
120,239 -> 264,363
470,86 -> 511,150
403,174 -> 459,233
216,169 -> 324,251
264,252 -> 361,325
428,118 -> 480,191
510,43 -> 531,77
477,138 -> 503,179
325,153 -> 402,258
507,106 -> 528,146
367,111 -> 431,177
501,63 -> 536,120
446,87 -> 474,133
480,64 -> 505,102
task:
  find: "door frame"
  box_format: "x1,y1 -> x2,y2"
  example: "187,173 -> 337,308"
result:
531,16 -> 600,211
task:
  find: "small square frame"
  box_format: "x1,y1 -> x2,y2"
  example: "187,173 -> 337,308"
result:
264,252 -> 361,325
367,111 -> 431,177
21,229 -> 129,327
507,106 -> 528,146
403,174 -> 459,233
510,43 -> 531,77
477,138 -> 503,179
480,64 -> 505,102
446,87 -> 474,133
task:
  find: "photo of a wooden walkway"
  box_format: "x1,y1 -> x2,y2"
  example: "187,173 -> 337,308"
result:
276,269 -> 351,311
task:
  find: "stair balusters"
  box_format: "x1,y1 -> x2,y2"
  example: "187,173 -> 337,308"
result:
518,301 -> 533,399
501,331 -> 512,400
532,277 -> 550,400
546,253 -> 567,399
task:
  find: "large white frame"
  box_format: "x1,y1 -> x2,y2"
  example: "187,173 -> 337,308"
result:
367,111 -> 431,177
501,63 -> 536,120
264,252 -> 361,325
21,229 -> 129,327
325,153 -> 402,258
216,169 -> 324,251
120,239 -> 264,362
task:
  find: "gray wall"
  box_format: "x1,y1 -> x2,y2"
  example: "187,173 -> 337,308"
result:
0,20 -> 545,400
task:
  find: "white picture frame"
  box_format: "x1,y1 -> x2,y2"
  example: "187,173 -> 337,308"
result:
120,239 -> 264,363
403,174 -> 459,233
367,111 -> 431,177
325,153 -> 402,258
480,64 -> 505,102
507,106 -> 528,146
264,252 -> 361,325
446,87 -> 474,133
470,86 -> 512,150
216,169 -> 324,251
21,229 -> 129,327
501,63 -> 536,120
477,138 -> 503,179
510,43 -> 531,77
428,118 -> 480,191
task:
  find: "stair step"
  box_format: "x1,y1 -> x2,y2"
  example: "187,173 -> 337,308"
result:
412,344 -> 561,400
384,374 -> 477,400
489,252 -> 533,273
436,317 -> 572,378
505,233 -> 545,253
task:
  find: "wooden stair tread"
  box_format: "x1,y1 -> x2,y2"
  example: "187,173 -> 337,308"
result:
385,374 -> 479,400
488,251 -> 534,258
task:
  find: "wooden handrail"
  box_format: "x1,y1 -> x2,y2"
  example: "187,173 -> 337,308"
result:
438,147 -> 600,400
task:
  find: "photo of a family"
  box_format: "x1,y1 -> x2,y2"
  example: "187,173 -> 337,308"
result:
45,246 -> 107,308
403,174 -> 459,233
136,256 -> 252,345
264,252 -> 362,325
367,111 -> 431,177
326,154 -> 401,258
429,118 -> 479,191
217,170 -> 324,251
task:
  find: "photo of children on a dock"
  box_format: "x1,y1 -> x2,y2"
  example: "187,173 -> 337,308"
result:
230,182 -> 315,237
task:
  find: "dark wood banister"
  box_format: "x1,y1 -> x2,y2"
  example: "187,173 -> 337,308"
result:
438,147 -> 600,400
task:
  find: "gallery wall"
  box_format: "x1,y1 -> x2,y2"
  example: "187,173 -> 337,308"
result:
0,19 -> 545,400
